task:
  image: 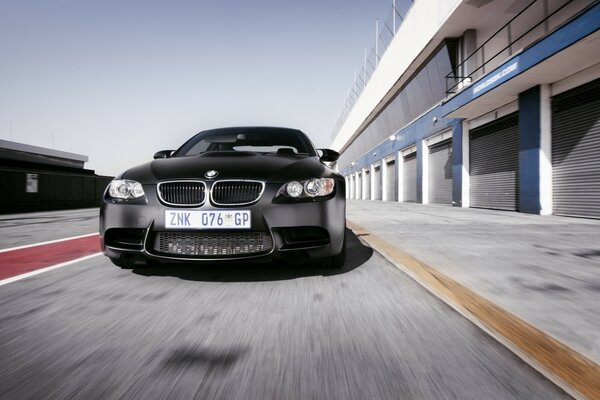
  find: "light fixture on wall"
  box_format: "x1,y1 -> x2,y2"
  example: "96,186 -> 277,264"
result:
389,134 -> 396,141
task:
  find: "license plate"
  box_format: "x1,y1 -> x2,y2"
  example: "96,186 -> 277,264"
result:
165,210 -> 251,229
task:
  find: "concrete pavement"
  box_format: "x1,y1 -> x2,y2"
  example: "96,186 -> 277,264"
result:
0,222 -> 570,399
1,205 -> 597,398
347,200 -> 600,399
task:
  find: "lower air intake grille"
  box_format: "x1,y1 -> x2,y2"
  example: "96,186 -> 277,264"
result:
153,231 -> 273,257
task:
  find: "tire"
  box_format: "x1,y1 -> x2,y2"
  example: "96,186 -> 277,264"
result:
323,233 -> 346,269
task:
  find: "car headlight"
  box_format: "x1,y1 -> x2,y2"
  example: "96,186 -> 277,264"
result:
108,179 -> 145,200
277,178 -> 335,200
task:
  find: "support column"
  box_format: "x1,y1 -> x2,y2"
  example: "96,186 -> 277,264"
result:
345,176 -> 349,198
460,120 -> 470,207
416,141 -> 425,204
381,159 -> 388,201
461,29 -> 477,87
519,85 -> 552,214
451,121 -> 466,207
348,175 -> 353,199
420,139 -> 429,204
370,164 -> 376,200
361,168 -> 368,200
397,151 -> 404,202
540,85 -> 553,215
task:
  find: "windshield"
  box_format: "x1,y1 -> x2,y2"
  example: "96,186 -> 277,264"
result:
173,127 -> 316,157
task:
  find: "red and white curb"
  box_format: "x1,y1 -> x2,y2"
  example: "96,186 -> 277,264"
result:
0,233 -> 102,286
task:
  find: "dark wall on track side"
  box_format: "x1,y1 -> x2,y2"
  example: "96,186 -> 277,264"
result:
0,168 -> 113,214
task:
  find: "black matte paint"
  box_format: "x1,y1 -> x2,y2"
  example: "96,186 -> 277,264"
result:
99,127 -> 346,265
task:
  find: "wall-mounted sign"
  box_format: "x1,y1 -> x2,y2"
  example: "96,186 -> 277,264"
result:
473,61 -> 519,95
26,173 -> 39,193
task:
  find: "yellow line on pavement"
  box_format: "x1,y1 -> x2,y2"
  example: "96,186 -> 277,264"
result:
347,219 -> 600,400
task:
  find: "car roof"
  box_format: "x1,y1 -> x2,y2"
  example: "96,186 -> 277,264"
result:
199,126 -> 305,135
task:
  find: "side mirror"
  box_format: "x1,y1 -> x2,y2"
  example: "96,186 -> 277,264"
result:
153,150 -> 174,159
318,149 -> 339,162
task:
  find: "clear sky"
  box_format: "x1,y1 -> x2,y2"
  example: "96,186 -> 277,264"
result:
0,0 -> 393,176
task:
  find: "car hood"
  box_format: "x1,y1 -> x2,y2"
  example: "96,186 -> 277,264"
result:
121,152 -> 328,183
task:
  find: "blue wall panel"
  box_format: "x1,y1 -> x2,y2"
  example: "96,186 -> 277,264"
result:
519,86 -> 541,214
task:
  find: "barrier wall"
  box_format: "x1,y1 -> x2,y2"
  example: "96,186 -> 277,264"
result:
0,168 -> 112,214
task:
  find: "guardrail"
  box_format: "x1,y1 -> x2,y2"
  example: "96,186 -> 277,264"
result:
445,0 -> 592,95
330,0 -> 414,141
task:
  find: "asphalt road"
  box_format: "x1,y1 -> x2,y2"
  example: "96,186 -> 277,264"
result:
0,208 -> 99,249
0,210 -> 570,399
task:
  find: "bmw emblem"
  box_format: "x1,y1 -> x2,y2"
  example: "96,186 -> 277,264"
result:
204,170 -> 218,179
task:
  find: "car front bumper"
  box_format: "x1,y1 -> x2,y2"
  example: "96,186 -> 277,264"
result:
99,182 -> 346,264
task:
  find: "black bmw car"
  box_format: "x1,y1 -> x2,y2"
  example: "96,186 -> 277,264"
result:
99,127 -> 346,269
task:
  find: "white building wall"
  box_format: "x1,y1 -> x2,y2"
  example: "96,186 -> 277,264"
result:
331,0 -> 462,153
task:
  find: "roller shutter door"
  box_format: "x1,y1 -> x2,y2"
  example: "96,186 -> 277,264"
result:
552,79 -> 600,218
357,172 -> 362,200
373,165 -> 382,200
428,139 -> 453,204
403,153 -> 417,202
470,113 -> 519,211
364,170 -> 371,200
385,159 -> 397,201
